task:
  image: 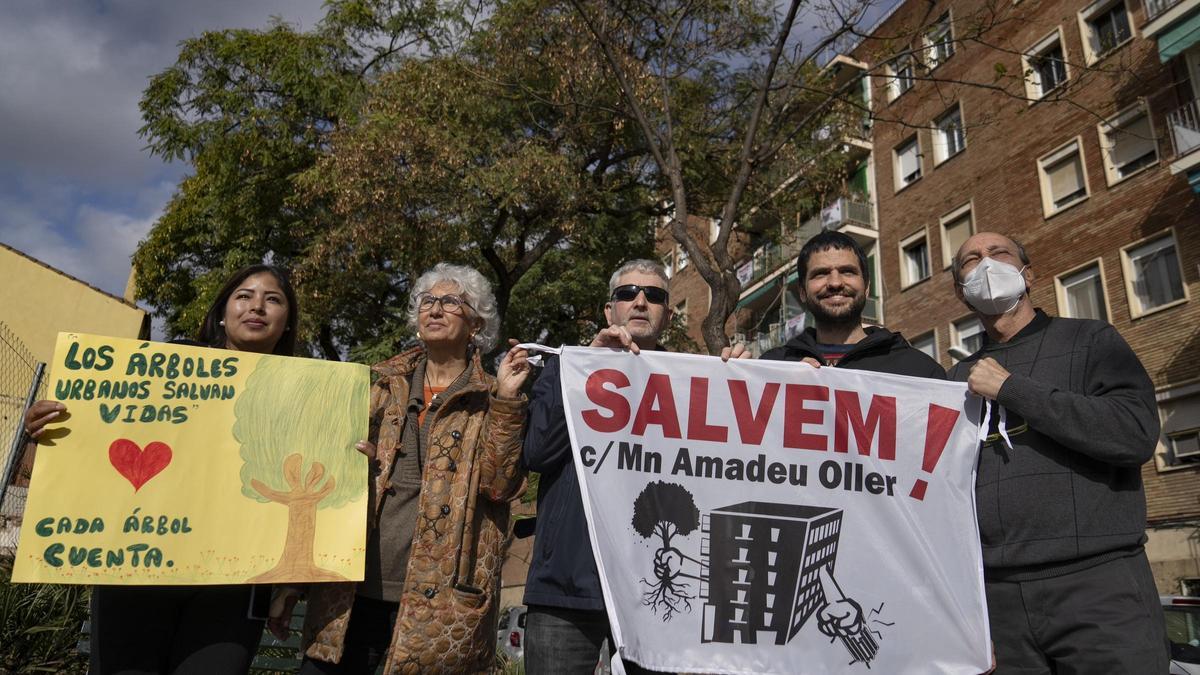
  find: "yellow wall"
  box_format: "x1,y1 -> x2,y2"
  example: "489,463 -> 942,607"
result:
0,245 -> 147,364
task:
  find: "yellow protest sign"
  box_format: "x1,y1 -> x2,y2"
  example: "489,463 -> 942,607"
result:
13,332 -> 370,585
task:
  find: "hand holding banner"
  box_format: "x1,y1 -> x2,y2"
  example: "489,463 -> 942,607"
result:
558,347 -> 989,674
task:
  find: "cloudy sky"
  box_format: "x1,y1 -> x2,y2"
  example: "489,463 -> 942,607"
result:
0,0 -> 327,300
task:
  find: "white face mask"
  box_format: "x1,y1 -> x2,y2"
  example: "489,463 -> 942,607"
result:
959,257 -> 1028,316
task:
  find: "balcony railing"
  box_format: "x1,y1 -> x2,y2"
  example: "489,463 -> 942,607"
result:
1144,0 -> 1184,21
1168,99 -> 1200,159
821,197 -> 875,230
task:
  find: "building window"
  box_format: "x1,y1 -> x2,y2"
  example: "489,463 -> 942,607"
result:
952,316 -> 985,356
1055,262 -> 1108,321
1037,139 -> 1089,217
911,331 -> 937,360
886,55 -> 915,101
1023,29 -> 1069,100
676,244 -> 689,271
1079,0 -> 1133,64
661,251 -> 675,279
1157,389 -> 1200,470
933,105 -> 966,165
1169,428 -> 1200,463
900,230 -> 930,288
939,204 -> 973,268
674,299 -> 688,326
925,13 -> 955,69
894,136 -> 922,191
1099,103 -> 1158,185
1182,578 -> 1200,596
1122,231 -> 1187,317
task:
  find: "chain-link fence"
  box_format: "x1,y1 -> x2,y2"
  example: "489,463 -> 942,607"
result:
0,322 -> 47,555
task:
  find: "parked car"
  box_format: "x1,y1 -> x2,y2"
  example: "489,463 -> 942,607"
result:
1165,596 -> 1200,675
497,605 -> 526,663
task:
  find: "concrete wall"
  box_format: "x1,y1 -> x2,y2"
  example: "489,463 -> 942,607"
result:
0,244 -> 148,364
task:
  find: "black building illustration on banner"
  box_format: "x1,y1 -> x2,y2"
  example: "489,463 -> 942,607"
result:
700,502 -> 842,645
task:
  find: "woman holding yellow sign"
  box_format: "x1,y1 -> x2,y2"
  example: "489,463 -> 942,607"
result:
271,262 -> 531,675
23,264 -> 301,675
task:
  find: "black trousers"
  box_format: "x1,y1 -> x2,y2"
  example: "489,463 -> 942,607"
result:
89,585 -> 265,675
985,551 -> 1169,674
524,604 -> 664,674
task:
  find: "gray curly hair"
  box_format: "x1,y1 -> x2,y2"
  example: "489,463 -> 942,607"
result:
407,263 -> 500,352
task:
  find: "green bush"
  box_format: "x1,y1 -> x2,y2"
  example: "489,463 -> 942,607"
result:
0,557 -> 89,674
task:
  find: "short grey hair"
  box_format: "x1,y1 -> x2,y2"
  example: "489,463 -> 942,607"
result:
408,263 -> 500,352
951,234 -> 1031,283
608,259 -> 670,295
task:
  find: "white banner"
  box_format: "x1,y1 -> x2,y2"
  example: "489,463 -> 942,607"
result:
558,348 -> 989,674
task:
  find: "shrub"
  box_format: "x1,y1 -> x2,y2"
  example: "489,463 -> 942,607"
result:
0,557 -> 89,674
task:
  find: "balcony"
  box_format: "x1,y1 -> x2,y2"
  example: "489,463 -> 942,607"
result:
820,197 -> 876,248
1142,0 -> 1200,51
1167,99 -> 1200,173
1146,0 -> 1186,21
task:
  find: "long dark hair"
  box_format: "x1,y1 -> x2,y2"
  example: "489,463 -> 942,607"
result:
197,265 -> 299,356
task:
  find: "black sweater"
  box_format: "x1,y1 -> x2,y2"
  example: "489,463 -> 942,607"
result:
760,325 -> 947,379
949,311 -> 1159,579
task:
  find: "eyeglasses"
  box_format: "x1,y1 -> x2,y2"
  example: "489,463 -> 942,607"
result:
416,293 -> 473,314
611,284 -> 669,305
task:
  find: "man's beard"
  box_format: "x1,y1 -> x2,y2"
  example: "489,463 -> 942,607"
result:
807,291 -> 867,328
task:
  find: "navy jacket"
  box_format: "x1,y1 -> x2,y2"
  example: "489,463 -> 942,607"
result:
520,355 -> 607,611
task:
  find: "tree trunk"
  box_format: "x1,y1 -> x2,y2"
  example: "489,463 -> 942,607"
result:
250,498 -> 346,583
248,453 -> 345,583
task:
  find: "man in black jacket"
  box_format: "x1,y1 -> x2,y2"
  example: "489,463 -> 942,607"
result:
761,230 -> 944,379
521,259 -> 674,674
949,231 -> 1167,672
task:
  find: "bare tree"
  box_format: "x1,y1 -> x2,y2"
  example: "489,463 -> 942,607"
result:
565,0 -> 1147,353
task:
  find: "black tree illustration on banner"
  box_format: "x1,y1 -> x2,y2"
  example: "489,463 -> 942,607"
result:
631,481 -> 703,621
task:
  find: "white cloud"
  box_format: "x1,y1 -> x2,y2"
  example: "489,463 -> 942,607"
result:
0,0 -> 326,298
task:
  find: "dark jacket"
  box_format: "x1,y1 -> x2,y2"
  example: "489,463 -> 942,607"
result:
520,354 -> 607,611
948,311 -> 1159,579
760,325 -> 946,379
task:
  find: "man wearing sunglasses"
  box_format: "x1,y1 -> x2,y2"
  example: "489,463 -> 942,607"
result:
521,259 -> 674,674
948,232 -> 1166,673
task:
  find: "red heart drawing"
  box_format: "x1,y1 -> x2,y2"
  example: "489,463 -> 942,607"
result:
108,439 -> 172,492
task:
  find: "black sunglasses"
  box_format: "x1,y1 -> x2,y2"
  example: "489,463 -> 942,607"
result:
611,284 -> 669,305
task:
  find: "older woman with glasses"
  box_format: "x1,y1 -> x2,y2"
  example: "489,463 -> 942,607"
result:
271,262 -> 531,674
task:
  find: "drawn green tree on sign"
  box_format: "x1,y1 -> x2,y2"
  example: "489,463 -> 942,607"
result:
233,357 -> 368,582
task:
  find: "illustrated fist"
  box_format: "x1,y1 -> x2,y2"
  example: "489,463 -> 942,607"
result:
817,598 -> 865,639
653,547 -> 684,579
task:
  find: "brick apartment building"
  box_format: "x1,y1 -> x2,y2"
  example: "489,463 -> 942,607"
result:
660,0 -> 1200,594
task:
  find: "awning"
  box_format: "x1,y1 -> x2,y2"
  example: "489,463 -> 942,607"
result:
1188,167 -> 1200,193
1159,13 -> 1200,62
735,271 -> 798,309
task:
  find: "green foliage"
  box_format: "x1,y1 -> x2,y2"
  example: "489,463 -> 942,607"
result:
299,0 -> 656,357
0,559 -> 89,674
234,358 -> 369,508
134,0 -> 656,360
133,1 -> 449,357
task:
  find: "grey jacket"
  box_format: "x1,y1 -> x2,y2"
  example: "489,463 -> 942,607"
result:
949,311 -> 1159,579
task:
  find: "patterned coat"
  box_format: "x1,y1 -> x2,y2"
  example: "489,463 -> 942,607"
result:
301,347 -> 527,674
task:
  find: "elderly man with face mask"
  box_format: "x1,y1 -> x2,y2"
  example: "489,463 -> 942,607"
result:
949,232 -> 1168,673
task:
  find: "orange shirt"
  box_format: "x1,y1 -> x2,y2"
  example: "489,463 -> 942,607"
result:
419,385 -> 447,426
